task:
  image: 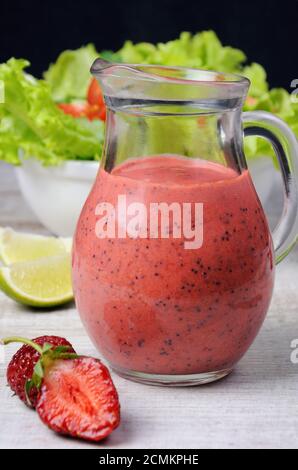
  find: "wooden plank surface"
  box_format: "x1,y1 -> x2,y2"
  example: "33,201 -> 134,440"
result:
0,162 -> 297,449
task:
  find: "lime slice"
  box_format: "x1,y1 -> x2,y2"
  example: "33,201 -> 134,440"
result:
0,227 -> 72,265
0,254 -> 73,307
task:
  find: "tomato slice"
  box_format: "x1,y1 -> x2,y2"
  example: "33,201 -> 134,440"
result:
245,96 -> 258,107
58,102 -> 105,121
87,79 -> 106,120
58,79 -> 107,122
86,104 -> 106,121
87,78 -> 105,107
58,103 -> 89,118
98,106 -> 106,121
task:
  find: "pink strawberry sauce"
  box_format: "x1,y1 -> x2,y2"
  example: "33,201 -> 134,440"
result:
72,155 -> 274,375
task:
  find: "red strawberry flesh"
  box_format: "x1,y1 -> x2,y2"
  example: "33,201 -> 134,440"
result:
36,356 -> 120,441
6,336 -> 75,407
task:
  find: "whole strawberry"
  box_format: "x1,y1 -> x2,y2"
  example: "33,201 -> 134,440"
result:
5,336 -> 75,408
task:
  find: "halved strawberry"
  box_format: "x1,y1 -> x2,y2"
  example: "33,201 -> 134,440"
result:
36,356 -> 120,442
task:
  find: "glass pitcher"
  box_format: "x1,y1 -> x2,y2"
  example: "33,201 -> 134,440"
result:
72,59 -> 298,386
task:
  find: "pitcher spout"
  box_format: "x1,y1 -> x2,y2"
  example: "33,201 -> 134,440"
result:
90,58 -> 144,82
91,58 -> 115,74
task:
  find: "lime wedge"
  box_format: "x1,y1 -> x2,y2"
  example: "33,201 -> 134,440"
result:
0,227 -> 72,265
0,254 -> 73,307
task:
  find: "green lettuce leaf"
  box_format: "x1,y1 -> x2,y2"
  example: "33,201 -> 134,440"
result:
0,58 -> 103,165
117,31 -> 246,72
44,44 -> 98,102
242,63 -> 268,98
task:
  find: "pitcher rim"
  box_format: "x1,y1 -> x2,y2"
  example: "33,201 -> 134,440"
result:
91,58 -> 250,89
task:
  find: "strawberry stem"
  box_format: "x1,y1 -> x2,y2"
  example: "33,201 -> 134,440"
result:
1,337 -> 43,355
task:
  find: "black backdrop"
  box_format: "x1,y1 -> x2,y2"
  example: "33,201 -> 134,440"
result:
1,0 -> 297,89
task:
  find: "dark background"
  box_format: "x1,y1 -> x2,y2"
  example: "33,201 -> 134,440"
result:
1,0 -> 297,89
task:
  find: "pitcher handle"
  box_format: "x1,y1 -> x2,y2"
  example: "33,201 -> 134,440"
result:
243,111 -> 298,264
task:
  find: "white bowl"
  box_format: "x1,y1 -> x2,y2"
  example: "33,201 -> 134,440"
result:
15,159 -> 99,236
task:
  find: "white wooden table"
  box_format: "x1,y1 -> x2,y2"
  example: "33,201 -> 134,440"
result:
0,162 -> 297,449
